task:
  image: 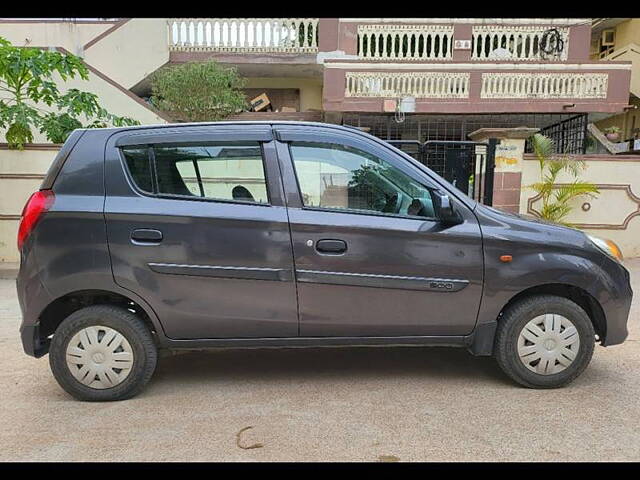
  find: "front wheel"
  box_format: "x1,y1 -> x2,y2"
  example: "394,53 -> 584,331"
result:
49,305 -> 158,401
494,295 -> 595,389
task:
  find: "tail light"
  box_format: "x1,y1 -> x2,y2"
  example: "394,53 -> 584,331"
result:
17,190 -> 55,251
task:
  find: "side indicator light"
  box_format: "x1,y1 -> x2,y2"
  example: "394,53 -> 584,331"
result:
500,255 -> 513,263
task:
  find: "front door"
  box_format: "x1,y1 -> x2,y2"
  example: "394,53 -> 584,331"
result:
274,126 -> 484,337
104,125 -> 298,339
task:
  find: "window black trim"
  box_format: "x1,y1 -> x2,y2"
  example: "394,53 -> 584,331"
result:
299,205 -> 439,223
148,146 -> 159,194
151,192 -> 273,207
114,128 -> 273,147
192,159 -> 205,197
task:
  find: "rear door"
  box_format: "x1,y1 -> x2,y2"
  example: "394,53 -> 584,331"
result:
104,125 -> 298,339
274,125 -> 484,337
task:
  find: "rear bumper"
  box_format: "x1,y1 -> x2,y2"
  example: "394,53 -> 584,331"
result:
20,323 -> 48,357
17,249 -> 54,358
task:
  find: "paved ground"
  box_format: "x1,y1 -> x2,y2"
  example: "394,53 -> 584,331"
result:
1,261 -> 639,462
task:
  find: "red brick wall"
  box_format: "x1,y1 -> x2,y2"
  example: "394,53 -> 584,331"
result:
492,172 -> 522,213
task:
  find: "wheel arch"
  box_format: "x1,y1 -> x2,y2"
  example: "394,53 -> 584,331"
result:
469,282 -> 606,357
37,289 -> 163,354
499,283 -> 606,343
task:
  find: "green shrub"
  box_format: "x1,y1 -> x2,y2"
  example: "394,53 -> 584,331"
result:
150,60 -> 247,122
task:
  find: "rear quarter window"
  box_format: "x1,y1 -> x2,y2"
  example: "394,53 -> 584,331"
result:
122,147 -> 153,193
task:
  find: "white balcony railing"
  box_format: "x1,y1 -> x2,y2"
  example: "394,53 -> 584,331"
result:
472,25 -> 569,61
345,72 -> 469,98
168,18 -> 319,53
357,25 -> 454,60
481,73 -> 608,99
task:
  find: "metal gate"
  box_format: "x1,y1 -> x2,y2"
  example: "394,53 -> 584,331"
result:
388,139 -> 497,205
525,114 -> 588,154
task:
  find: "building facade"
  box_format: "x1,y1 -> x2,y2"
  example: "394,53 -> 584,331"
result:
590,18 -> 640,149
1,17 -> 639,261
0,19 -> 632,134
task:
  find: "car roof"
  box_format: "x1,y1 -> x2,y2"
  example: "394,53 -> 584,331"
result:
78,121 -> 366,136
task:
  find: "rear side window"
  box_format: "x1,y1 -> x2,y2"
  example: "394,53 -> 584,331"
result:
121,142 -> 268,204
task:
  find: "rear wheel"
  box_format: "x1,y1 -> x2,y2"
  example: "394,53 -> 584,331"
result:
49,305 -> 157,401
494,295 -> 595,389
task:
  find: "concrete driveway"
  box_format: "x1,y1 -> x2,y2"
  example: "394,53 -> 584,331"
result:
1,261 -> 639,462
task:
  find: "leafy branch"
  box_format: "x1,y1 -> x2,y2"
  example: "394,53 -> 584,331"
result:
0,36 -> 139,149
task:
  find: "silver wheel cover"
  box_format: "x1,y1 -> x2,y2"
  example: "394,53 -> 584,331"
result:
517,313 -> 580,375
65,325 -> 134,389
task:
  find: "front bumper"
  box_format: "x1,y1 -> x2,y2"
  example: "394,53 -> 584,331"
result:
600,259 -> 633,346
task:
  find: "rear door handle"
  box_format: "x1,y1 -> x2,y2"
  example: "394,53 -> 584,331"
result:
131,228 -> 163,244
315,239 -> 347,254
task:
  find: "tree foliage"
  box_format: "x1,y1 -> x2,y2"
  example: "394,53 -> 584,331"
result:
0,36 -> 139,150
149,61 -> 247,122
528,133 -> 599,226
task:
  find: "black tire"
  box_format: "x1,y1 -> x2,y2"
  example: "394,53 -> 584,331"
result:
49,305 -> 157,401
494,294 -> 595,389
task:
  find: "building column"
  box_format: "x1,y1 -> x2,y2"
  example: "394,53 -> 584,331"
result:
468,127 -> 539,213
318,18 -> 339,52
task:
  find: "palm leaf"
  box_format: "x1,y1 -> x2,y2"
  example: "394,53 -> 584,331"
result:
528,182 -> 553,196
530,133 -> 555,171
530,134 -> 599,226
563,157 -> 586,177
554,182 -> 599,204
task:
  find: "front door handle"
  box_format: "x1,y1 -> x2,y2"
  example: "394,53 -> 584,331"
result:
316,239 -> 347,254
131,228 -> 163,244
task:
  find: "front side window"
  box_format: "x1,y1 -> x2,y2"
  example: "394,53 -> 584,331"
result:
121,142 -> 269,204
289,141 -> 436,218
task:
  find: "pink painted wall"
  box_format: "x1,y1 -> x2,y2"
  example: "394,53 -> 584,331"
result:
452,24 -> 472,61
318,18 -> 339,52
323,65 -> 631,114
338,22 -> 358,55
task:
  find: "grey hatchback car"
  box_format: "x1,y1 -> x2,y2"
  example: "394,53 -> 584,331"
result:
17,121 -> 632,401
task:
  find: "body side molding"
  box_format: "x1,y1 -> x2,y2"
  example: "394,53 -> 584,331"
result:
148,263 -> 293,281
296,269 -> 469,292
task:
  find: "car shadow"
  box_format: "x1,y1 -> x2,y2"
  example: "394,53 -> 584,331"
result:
149,345 -> 511,387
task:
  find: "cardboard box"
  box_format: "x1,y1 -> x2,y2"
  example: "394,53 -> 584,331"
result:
250,93 -> 271,112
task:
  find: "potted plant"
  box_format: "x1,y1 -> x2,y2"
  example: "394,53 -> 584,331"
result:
604,126 -> 622,142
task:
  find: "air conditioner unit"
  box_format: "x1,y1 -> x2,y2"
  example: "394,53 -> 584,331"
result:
601,29 -> 616,47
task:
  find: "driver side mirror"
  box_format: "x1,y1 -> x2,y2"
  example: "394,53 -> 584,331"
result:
434,191 -> 462,226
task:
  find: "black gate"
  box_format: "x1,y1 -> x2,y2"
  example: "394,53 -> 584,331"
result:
524,114 -> 588,154
388,139 -> 497,205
